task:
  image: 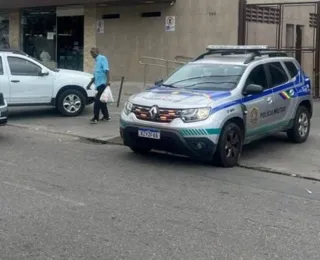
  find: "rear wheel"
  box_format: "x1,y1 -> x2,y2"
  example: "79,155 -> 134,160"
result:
57,89 -> 86,117
287,106 -> 310,143
213,122 -> 243,167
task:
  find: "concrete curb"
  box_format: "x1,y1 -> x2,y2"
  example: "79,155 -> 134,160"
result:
7,123 -> 123,145
7,123 -> 320,182
237,164 -> 320,182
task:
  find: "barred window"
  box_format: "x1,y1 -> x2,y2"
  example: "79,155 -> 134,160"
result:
246,5 -> 280,24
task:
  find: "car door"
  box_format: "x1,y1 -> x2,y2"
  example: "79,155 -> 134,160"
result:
0,55 -> 10,102
242,64 -> 275,141
265,61 -> 294,130
6,55 -> 54,104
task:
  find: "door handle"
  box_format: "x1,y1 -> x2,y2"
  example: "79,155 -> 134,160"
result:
266,96 -> 273,104
11,80 -> 20,83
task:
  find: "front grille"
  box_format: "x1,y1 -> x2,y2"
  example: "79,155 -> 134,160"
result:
0,93 -> 4,106
132,105 -> 181,123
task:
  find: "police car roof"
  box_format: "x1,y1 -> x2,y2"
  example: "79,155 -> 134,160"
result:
191,54 -> 296,66
191,55 -> 252,66
193,45 -> 289,65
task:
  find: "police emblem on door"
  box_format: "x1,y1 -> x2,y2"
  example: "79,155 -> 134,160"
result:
250,108 -> 259,125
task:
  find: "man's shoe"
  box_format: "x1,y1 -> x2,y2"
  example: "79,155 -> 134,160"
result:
90,118 -> 99,124
100,117 -> 111,122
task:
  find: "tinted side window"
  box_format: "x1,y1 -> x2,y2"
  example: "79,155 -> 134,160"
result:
245,65 -> 268,89
284,61 -> 299,78
0,57 -> 3,75
8,57 -> 41,76
267,62 -> 288,87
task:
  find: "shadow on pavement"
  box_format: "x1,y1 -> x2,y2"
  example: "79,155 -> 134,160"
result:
117,134 -> 288,167
241,133 -> 291,157
8,107 -> 60,119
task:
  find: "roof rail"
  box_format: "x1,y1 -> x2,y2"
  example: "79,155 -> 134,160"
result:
206,45 -> 268,51
193,45 -> 288,64
243,51 -> 288,64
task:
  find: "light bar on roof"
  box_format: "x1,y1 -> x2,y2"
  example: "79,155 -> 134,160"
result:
206,45 -> 268,51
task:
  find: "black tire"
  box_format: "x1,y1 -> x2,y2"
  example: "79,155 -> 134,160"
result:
287,106 -> 310,143
213,122 -> 243,168
130,146 -> 151,154
57,89 -> 86,117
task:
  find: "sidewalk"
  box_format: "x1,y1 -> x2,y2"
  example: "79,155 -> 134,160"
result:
7,81 -> 145,143
6,81 -> 320,180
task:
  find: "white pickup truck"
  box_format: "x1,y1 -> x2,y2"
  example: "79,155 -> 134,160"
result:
0,49 -> 96,116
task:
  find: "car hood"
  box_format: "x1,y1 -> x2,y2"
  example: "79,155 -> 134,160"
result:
129,86 -> 232,109
56,69 -> 92,79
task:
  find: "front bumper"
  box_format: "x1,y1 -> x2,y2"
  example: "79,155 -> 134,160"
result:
120,125 -> 217,161
0,105 -> 8,126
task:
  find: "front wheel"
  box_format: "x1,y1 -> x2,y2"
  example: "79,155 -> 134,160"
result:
213,122 -> 243,168
57,89 -> 86,117
287,106 -> 310,143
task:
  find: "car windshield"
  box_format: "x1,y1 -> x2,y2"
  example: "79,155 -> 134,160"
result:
162,63 -> 245,90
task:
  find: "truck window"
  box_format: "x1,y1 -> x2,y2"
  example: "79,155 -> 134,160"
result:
7,56 -> 41,76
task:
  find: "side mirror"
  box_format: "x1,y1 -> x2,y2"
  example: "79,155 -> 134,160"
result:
39,69 -> 49,76
154,79 -> 163,86
243,84 -> 264,95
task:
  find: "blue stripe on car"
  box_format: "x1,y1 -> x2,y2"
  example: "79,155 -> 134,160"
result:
211,72 -> 310,114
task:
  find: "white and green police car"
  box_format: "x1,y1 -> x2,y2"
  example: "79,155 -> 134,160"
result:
120,45 -> 312,167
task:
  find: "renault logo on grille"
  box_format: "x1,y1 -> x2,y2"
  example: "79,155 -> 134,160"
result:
149,105 -> 159,120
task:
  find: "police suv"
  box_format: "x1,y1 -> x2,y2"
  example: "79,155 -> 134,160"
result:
120,45 -> 312,167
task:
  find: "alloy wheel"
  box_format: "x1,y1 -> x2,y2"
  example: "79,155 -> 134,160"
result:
298,112 -> 309,138
63,94 -> 82,113
224,130 -> 241,159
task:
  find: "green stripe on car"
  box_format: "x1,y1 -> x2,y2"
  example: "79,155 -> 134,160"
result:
180,128 -> 221,136
247,120 -> 290,136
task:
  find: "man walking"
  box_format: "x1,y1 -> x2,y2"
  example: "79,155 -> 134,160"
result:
86,47 -> 110,124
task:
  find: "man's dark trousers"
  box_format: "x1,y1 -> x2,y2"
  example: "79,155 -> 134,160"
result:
94,84 -> 110,120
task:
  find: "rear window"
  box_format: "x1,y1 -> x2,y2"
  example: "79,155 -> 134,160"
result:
284,61 -> 299,78
267,62 -> 288,87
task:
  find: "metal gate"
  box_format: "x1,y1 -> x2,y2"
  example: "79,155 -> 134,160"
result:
239,1 -> 320,97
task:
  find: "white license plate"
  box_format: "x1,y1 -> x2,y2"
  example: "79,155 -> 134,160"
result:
138,128 -> 160,139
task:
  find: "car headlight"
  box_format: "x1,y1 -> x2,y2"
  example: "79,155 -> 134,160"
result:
124,101 -> 133,115
181,107 -> 211,122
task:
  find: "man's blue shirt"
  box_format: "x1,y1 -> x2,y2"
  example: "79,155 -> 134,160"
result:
94,54 -> 109,87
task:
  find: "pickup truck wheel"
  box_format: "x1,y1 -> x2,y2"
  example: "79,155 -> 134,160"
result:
213,122 -> 243,168
57,89 -> 85,117
287,106 -> 310,143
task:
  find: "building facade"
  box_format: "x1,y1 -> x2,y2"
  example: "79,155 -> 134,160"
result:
246,0 -> 319,91
0,0 -> 241,82
1,0 -> 317,84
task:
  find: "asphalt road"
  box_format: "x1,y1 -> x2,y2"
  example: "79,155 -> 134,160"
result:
0,126 -> 320,260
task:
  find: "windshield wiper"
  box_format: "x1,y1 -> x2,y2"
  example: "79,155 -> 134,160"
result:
183,81 -> 238,88
161,84 -> 176,88
166,75 -> 242,86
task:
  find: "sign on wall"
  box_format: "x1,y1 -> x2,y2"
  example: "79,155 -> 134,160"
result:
97,20 -> 104,34
165,16 -> 175,32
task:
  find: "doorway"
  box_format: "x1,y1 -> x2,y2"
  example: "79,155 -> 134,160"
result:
57,16 -> 84,71
285,24 -> 294,57
21,8 -> 57,69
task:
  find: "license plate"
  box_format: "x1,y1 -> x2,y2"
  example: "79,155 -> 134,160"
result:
138,128 -> 160,139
